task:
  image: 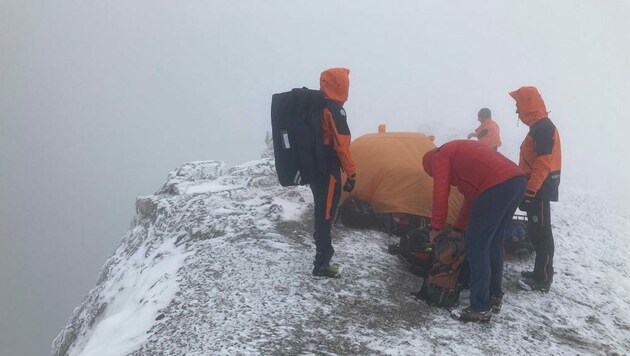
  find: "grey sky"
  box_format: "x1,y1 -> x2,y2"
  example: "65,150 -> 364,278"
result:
1,1 -> 629,355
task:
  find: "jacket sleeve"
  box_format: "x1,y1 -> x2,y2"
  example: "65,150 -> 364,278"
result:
430,151 -> 451,230
475,128 -> 489,138
526,127 -> 555,196
324,107 -> 356,178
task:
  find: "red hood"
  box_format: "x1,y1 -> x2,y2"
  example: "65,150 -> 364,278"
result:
320,68 -> 350,104
509,86 -> 548,126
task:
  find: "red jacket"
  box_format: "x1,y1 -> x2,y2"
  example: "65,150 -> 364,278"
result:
422,140 -> 524,230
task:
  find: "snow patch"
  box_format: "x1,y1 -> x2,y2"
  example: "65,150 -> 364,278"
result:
184,181 -> 242,194
67,242 -> 189,356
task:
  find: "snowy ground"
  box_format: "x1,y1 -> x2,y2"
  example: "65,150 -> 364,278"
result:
54,157 -> 630,356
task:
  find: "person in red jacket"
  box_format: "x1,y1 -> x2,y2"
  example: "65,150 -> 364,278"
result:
423,140 -> 525,322
310,68 -> 356,278
510,86 -> 561,292
467,108 -> 501,150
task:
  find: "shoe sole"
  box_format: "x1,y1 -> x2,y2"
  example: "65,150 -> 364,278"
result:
311,272 -> 341,278
517,280 -> 533,291
451,314 -> 491,323
312,272 -> 341,278
517,279 -> 550,292
451,310 -> 492,323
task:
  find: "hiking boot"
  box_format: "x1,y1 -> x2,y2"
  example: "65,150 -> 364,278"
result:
517,277 -> 551,292
521,270 -> 554,279
520,270 -> 535,279
490,295 -> 503,314
312,264 -> 340,278
452,307 -> 492,323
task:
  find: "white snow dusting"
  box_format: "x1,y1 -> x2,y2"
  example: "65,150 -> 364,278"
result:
53,157 -> 630,356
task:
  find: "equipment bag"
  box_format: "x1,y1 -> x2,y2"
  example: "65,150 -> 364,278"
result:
395,226 -> 434,276
387,214 -> 430,237
271,88 -> 326,186
417,233 -> 466,308
339,197 -> 379,229
504,214 -> 534,258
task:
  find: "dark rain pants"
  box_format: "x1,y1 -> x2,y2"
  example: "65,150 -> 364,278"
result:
527,198 -> 554,284
310,152 -> 341,270
466,176 -> 526,311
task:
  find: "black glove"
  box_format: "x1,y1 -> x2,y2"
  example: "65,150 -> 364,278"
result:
519,197 -> 533,212
343,178 -> 355,192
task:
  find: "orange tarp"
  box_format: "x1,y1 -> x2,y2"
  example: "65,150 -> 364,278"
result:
341,132 -> 463,225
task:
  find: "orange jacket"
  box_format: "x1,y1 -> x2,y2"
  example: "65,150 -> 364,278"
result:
510,86 -> 561,200
320,68 -> 356,178
474,118 -> 501,149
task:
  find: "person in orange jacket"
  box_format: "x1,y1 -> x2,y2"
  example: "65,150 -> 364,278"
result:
467,108 -> 501,150
311,68 -> 356,278
510,86 -> 561,292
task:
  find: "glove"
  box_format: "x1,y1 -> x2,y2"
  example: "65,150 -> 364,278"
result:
343,178 -> 355,192
519,197 -> 533,212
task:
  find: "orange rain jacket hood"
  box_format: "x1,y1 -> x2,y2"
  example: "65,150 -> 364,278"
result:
511,86 -> 561,200
320,68 -> 350,105
509,86 -> 548,126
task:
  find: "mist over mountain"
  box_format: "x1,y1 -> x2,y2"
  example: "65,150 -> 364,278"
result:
2,2 -> 629,355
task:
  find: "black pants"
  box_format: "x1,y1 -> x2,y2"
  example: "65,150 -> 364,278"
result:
310,159 -> 341,270
527,199 -> 554,283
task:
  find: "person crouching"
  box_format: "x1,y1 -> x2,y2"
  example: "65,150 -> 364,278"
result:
423,140 -> 525,322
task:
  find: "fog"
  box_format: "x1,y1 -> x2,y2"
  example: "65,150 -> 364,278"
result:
1,1 -> 629,355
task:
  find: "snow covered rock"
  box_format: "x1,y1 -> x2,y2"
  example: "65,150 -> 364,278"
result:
157,160 -> 227,195
53,158 -> 630,356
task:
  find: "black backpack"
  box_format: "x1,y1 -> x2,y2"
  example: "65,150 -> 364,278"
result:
389,227 -> 435,277
339,198 -> 379,229
270,88 -> 326,186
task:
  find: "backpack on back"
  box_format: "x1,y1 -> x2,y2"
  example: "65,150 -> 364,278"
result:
271,88 -> 326,186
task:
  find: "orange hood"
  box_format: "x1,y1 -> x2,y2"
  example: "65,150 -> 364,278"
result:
509,86 -> 548,126
320,68 -> 350,104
